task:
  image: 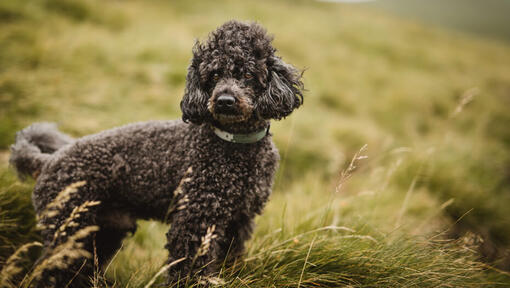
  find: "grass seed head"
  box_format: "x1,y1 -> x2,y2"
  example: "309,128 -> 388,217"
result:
52,200 -> 101,244
0,242 -> 43,288
30,226 -> 99,282
196,225 -> 217,257
38,181 -> 87,220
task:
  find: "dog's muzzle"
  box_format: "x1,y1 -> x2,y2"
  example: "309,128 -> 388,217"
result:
215,94 -> 237,114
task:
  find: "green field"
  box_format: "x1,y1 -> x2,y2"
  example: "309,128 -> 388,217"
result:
1,0 -> 510,286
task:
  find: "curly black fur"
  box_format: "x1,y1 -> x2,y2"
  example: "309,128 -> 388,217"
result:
181,20 -> 303,126
9,20 -> 304,287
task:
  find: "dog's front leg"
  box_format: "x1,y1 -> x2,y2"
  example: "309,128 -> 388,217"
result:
165,208 -> 229,285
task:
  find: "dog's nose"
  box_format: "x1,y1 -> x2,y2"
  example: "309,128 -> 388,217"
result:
216,95 -> 236,108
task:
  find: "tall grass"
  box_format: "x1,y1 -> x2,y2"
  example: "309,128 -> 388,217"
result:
0,171 -> 39,267
0,181 -> 100,287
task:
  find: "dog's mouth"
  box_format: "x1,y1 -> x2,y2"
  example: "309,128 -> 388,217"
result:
213,113 -> 248,124
210,106 -> 249,124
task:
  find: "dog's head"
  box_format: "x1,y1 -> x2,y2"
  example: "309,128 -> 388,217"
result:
180,20 -> 304,127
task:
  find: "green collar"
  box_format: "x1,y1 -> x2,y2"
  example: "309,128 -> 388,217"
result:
212,125 -> 269,144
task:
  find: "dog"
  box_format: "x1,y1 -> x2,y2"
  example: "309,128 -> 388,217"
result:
10,20 -> 304,286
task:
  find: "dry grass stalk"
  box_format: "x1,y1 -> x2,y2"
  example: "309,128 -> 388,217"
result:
0,242 -> 43,288
197,276 -> 226,286
38,181 -> 87,220
28,226 -> 100,283
297,236 -> 315,288
184,225 -> 218,283
336,144 -> 368,193
2,182 -> 98,287
26,181 -> 99,285
92,238 -> 100,288
174,167 -> 193,198
196,225 -> 217,257
451,87 -> 479,118
176,195 -> 189,211
164,167 -> 193,222
143,257 -> 186,288
52,200 -> 101,244
203,276 -> 226,285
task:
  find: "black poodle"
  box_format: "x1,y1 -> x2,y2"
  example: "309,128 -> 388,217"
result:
10,20 -> 304,286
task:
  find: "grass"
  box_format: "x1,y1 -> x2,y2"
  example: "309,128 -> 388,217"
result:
0,171 -> 39,262
0,181 -> 101,287
1,0 -> 510,286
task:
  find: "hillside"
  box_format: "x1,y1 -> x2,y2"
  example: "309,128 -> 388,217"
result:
1,0 -> 510,286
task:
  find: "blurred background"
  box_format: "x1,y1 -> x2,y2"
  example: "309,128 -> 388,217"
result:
1,0 -> 510,286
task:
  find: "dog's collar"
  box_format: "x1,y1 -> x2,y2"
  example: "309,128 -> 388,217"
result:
212,125 -> 269,144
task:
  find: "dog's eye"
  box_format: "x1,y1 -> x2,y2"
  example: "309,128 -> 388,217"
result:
213,73 -> 219,81
245,72 -> 253,80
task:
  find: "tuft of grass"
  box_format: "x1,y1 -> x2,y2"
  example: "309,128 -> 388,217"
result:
0,241 -> 42,288
134,207 -> 506,287
28,226 -> 99,284
2,181 -> 102,287
0,170 -> 39,267
220,225 -> 495,287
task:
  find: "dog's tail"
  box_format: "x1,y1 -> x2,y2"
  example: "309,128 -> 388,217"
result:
9,123 -> 74,180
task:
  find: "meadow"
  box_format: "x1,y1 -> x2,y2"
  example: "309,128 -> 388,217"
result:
1,0 -> 510,286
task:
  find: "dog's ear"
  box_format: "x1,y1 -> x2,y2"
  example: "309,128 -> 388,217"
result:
180,43 -> 210,124
258,56 -> 304,120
